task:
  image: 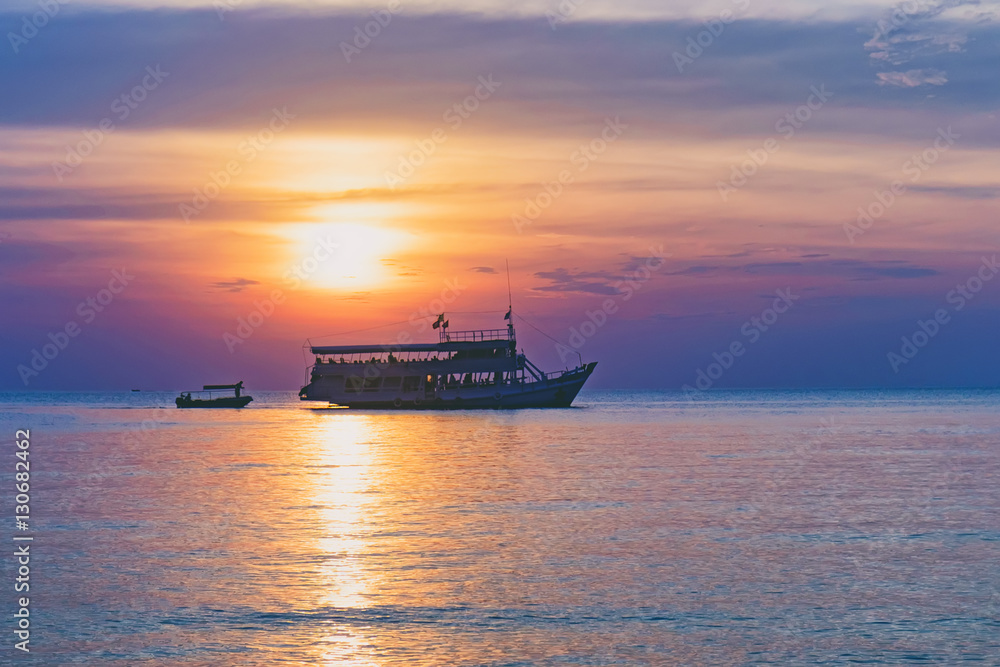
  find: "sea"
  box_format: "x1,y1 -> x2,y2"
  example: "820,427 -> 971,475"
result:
0,389 -> 997,665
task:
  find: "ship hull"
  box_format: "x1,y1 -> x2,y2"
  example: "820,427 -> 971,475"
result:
300,362 -> 596,409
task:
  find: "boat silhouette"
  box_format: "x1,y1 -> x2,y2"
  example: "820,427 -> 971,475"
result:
176,381 -> 253,408
299,313 -> 595,409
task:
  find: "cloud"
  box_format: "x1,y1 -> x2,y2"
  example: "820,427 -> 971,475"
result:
665,265 -> 720,276
532,257 -> 940,297
533,251 -> 675,293
743,262 -> 805,274
863,0 -> 989,87
651,310 -> 739,321
211,278 -> 259,292
853,265 -> 939,279
910,184 -> 1000,199
876,68 -> 949,87
741,259 -> 939,280
1,8 -> 998,136
0,239 -> 76,275
865,0 -> 974,60
0,0 -> 974,22
533,268 -> 621,295
470,266 -> 497,273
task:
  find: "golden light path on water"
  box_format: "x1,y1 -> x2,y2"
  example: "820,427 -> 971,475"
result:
308,414 -> 381,665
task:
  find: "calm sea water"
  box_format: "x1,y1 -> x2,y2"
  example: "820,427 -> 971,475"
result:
1,390 -> 997,665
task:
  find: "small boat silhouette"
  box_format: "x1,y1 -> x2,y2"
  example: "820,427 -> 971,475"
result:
176,381 -> 253,408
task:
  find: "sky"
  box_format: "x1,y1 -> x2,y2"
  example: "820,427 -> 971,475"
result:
1,0 -> 999,390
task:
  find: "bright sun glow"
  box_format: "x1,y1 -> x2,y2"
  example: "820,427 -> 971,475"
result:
280,212 -> 414,289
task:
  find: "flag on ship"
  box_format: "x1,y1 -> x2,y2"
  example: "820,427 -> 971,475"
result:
432,313 -> 445,329
504,308 -> 511,320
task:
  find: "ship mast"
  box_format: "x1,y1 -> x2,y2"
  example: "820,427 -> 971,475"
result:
505,259 -> 515,341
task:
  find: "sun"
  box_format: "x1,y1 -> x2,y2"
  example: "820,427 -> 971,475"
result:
279,217 -> 412,290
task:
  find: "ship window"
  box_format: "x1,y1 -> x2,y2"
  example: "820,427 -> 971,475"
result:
402,376 -> 421,392
363,377 -> 382,392
345,376 -> 364,393
383,377 -> 402,389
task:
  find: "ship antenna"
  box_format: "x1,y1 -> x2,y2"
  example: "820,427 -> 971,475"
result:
505,259 -> 515,340
506,259 -> 512,310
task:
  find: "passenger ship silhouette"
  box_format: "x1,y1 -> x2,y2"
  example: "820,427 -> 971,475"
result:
298,314 -> 596,409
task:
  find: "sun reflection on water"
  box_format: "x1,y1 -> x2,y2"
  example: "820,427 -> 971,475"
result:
308,415 -> 381,665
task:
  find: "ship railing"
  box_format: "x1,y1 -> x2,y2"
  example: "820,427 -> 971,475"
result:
439,328 -> 512,342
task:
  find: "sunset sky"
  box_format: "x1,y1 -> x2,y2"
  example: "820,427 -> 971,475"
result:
2,0 -> 999,390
